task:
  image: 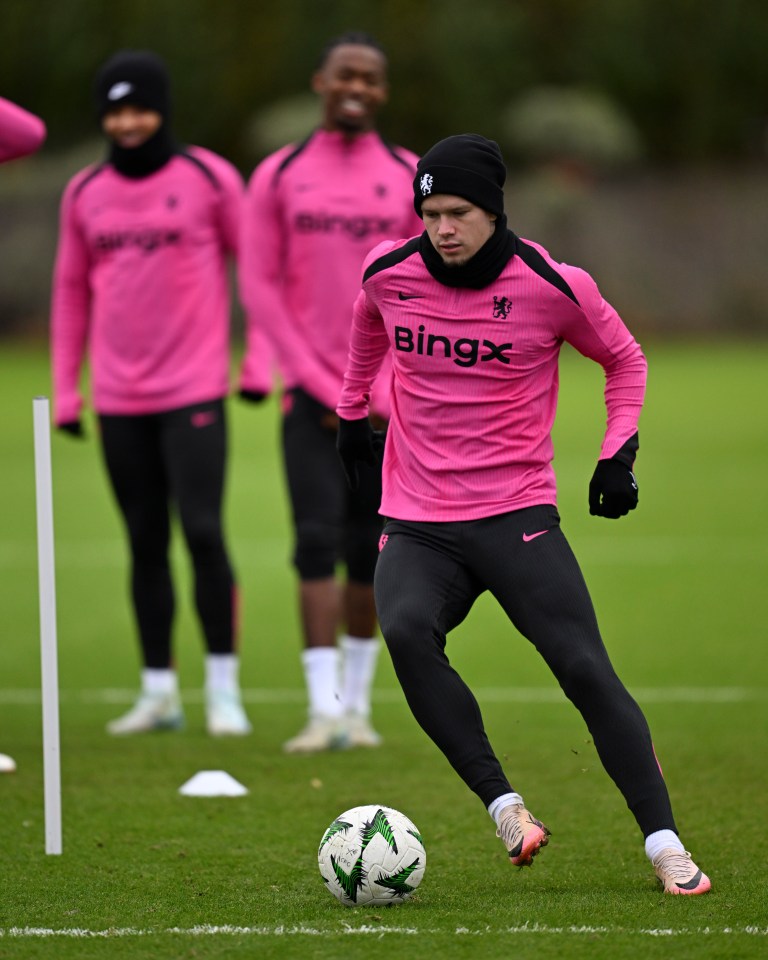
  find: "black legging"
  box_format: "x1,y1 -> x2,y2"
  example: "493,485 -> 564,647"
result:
99,399 -> 235,668
374,504 -> 676,838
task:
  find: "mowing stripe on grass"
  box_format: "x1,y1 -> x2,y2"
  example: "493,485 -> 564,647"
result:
1,924 -> 767,939
0,686 -> 765,706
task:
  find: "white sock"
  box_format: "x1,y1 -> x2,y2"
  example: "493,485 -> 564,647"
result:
302,647 -> 343,718
205,653 -> 239,695
141,668 -> 178,696
645,829 -> 684,861
488,792 -> 526,826
340,635 -> 380,716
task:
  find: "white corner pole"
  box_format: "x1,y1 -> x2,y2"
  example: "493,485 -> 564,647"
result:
33,397 -> 62,855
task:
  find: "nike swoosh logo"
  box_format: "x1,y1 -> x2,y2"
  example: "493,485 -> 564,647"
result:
191,411 -> 217,428
398,292 -> 425,300
522,530 -> 549,542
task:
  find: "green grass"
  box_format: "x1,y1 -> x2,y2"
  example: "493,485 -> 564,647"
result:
0,340 -> 766,960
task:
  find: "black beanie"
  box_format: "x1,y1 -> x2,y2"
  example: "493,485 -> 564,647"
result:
95,50 -> 171,119
414,133 -> 506,217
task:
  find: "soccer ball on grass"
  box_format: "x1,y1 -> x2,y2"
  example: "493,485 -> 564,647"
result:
318,804 -> 426,906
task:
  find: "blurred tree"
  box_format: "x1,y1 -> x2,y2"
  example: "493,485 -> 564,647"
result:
3,0 -> 768,336
2,0 -> 768,166
502,85 -> 642,170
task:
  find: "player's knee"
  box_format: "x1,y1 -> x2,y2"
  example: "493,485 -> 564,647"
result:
128,523 -> 169,565
184,516 -> 225,563
294,519 -> 340,579
378,604 -> 436,663
557,650 -> 612,703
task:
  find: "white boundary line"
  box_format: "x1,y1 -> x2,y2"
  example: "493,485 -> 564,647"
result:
1,923 -> 766,939
0,686 -> 765,706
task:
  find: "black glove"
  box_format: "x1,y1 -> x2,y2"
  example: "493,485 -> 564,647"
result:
589,458 -> 638,518
336,417 -> 385,491
239,389 -> 269,404
57,420 -> 85,439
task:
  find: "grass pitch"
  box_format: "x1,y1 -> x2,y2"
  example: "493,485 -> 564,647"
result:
0,340 -> 766,959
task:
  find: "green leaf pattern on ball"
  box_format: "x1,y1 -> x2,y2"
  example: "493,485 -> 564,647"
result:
318,817 -> 353,853
361,808 -> 398,855
330,850 -> 366,902
373,858 -> 421,896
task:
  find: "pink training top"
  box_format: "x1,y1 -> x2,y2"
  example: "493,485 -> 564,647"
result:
0,97 -> 46,162
240,129 -> 422,416
51,147 -> 271,424
337,234 -> 647,521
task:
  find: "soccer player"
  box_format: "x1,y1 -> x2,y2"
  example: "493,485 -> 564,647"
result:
336,134 -> 711,895
240,32 -> 422,753
0,96 -> 46,162
1,96 -> 46,776
50,50 -> 269,737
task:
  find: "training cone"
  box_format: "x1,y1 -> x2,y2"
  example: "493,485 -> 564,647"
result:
178,770 -> 248,797
0,753 -> 17,773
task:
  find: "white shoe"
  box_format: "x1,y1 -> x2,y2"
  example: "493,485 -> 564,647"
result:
107,692 -> 184,735
206,690 -> 252,736
652,848 -> 711,895
496,803 -> 551,866
344,712 -> 383,748
283,715 -> 348,754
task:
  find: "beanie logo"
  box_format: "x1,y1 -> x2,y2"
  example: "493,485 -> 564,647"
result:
108,81 -> 134,101
419,173 -> 433,196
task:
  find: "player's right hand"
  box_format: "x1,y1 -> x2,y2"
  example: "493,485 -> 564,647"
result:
57,420 -> 85,439
239,389 -> 269,404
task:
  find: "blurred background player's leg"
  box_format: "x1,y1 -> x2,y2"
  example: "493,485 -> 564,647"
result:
282,391 -> 346,752
164,400 -> 251,736
340,454 -> 385,747
99,413 -> 183,734
281,389 -> 383,752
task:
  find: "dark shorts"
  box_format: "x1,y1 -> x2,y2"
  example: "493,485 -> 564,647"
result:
281,388 -> 383,582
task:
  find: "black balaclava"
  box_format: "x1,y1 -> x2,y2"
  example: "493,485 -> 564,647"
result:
95,50 -> 177,178
413,133 -> 516,288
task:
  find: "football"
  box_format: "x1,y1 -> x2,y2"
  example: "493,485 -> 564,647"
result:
318,804 -> 426,907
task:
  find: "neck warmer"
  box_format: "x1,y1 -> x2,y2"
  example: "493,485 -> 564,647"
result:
108,124 -> 178,178
418,214 -> 517,289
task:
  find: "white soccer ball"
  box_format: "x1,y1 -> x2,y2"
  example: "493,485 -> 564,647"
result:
318,804 -> 426,907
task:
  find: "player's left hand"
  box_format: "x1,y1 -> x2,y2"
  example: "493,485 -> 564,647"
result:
588,458 -> 638,518
57,420 -> 85,439
337,417 -> 385,491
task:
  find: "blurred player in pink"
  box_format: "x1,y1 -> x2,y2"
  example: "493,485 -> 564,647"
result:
0,96 -> 46,162
50,51 -> 268,737
241,32 -> 422,753
1,96 -> 46,776
337,134 -> 710,895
